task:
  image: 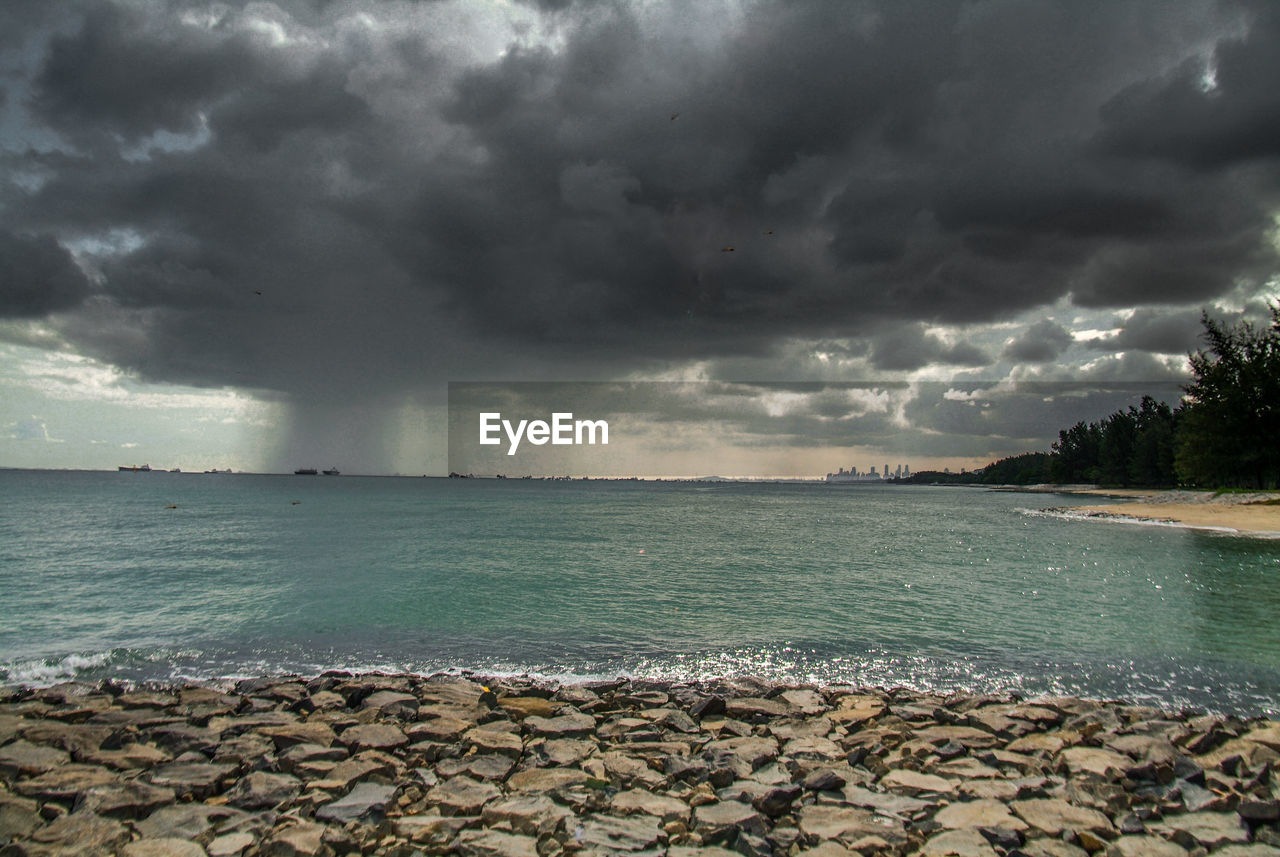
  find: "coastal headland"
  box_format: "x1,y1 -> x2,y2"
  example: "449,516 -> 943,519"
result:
1,675 -> 1278,857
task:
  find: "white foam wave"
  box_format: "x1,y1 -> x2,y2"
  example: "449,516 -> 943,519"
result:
0,650 -> 116,684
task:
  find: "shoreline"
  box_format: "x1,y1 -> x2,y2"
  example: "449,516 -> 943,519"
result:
2,674 -> 1278,857
1019,487 -> 1280,538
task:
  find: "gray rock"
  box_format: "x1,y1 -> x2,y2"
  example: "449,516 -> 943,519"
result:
523,712 -> 597,738
0,739 -> 70,777
797,804 -> 906,845
225,771 -> 302,810
315,781 -> 397,823
1105,836 -> 1188,857
919,829 -> 1000,857
0,793 -> 44,841
1011,798 -> 1115,836
453,828 -> 540,857
76,780 -> 176,818
13,763 -> 119,801
207,832 -> 257,857
122,838 -> 209,857
576,813 -> 666,851
1148,811 -> 1249,848
24,811 -> 131,855
481,794 -> 574,835
935,799 -> 1027,830
134,803 -> 254,841
338,722 -> 408,750
427,775 -> 502,815
147,762 -> 237,799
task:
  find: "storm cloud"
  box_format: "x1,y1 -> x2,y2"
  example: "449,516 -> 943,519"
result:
1,0 -> 1277,471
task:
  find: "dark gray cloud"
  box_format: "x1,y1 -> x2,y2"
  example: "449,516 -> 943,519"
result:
1,0 -> 1277,468
870,325 -> 989,371
1110,307 -> 1211,354
1003,319 -> 1073,363
0,230 -> 92,317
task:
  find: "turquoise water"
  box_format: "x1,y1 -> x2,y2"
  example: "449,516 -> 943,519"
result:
0,470 -> 1277,713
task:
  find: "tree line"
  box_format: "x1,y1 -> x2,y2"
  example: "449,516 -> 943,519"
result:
897,305 -> 1280,490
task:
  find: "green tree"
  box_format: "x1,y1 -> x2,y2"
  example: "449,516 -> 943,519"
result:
1175,305 -> 1280,489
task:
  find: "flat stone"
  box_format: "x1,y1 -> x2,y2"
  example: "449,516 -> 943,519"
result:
263,821 -> 327,857
1213,847 -> 1280,857
323,756 -> 388,789
1021,841 -> 1090,857
1060,746 -> 1134,778
916,726 -> 1002,749
578,813 -> 666,851
780,689 -> 828,714
13,763 -> 119,801
534,737 -> 597,766
827,695 -> 886,726
1148,811 -> 1249,847
207,832 -> 257,857
1243,725 -> 1280,751
880,769 -> 957,794
523,712 -> 596,738
277,742 -> 347,774
785,735 -> 845,759
695,799 -> 765,838
81,742 -> 173,770
1007,734 -> 1067,755
147,762 -> 237,798
611,788 -> 691,823
222,771 -> 300,810
1012,799 -> 1115,836
361,689 -> 419,715
393,813 -> 478,844
454,829 -> 540,857
702,735 -> 780,769
0,793 -> 43,840
123,838 -> 209,857
507,767 -> 590,793
427,775 -> 501,815
918,829 -> 1000,857
464,726 -> 524,758
410,716 -> 474,742
481,795 -> 574,836
134,804 -> 253,841
498,696 -> 561,719
0,738 -> 70,776
339,722 -> 408,750
259,722 -> 337,748
76,780 -> 176,818
315,780 -> 397,823
795,844 -> 856,857
842,784 -> 933,817
725,696 -> 789,720
1106,836 -> 1189,857
26,811 -> 130,854
798,804 -> 906,844
934,799 -> 1027,830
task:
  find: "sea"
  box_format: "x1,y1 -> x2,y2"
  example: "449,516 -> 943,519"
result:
1,470 -> 1277,715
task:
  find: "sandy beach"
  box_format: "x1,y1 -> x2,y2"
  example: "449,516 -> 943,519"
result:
2,674 -> 1279,857
1030,489 -> 1280,538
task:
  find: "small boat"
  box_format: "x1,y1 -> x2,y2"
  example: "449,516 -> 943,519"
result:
294,468 -> 318,475
322,468 -> 340,476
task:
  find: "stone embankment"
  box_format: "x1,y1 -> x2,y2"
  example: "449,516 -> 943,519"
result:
1,675 -> 1278,857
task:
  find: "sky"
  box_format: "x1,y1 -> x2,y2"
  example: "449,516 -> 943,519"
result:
1,0 -> 1277,477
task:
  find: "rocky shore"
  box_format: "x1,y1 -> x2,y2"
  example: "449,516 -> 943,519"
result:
2,675 -> 1278,857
